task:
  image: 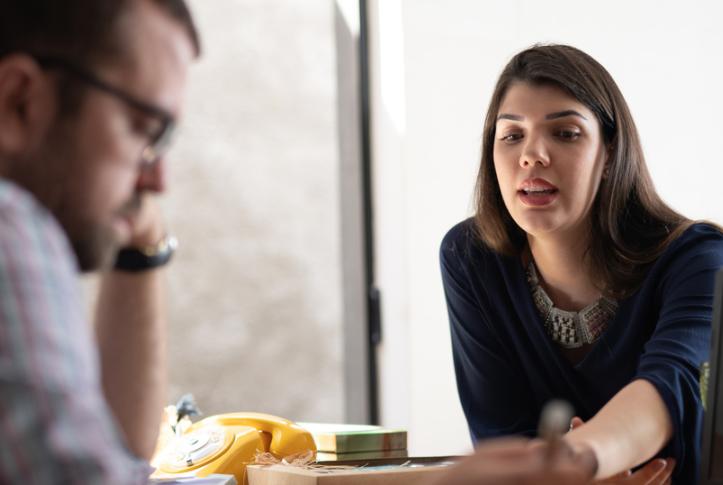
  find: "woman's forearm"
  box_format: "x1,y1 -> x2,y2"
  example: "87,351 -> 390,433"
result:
564,379 -> 673,479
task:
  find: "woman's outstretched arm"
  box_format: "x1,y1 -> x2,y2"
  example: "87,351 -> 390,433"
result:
564,379 -> 672,479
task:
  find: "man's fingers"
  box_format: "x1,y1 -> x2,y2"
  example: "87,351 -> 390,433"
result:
125,194 -> 165,247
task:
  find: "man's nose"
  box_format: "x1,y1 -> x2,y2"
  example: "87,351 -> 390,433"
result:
136,158 -> 166,193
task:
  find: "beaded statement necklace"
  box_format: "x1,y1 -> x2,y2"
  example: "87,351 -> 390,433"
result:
526,262 -> 617,349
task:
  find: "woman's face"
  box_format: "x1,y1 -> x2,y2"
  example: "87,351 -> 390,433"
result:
493,82 -> 607,242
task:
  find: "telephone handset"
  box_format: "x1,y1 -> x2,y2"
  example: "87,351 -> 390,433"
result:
152,412 -> 316,483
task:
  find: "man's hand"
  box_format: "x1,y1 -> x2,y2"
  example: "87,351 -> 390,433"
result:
124,193 -> 165,248
424,437 -> 597,485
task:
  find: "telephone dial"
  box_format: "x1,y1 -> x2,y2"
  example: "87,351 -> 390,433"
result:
151,411 -> 316,484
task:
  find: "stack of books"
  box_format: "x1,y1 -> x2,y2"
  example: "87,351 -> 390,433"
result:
297,423 -> 407,461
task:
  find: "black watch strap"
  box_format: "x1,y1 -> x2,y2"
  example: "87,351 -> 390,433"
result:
114,234 -> 178,272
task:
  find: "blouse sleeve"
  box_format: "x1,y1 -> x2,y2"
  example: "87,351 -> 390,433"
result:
440,228 -> 536,441
634,230 -> 723,483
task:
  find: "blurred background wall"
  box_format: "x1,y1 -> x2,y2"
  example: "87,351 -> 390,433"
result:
163,0 -> 344,422
85,0 -> 345,424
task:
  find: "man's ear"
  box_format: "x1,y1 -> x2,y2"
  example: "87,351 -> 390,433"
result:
0,54 -> 57,157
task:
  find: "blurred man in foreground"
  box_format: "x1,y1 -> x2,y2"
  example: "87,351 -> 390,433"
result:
0,1 -> 198,482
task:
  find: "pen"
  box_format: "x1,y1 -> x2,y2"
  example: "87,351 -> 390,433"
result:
538,399 -> 574,462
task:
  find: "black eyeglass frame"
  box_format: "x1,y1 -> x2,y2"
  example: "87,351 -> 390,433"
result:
34,55 -> 176,166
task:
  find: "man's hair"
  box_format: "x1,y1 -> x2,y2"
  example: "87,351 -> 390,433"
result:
0,0 -> 201,66
0,0 -> 200,117
474,44 -> 697,298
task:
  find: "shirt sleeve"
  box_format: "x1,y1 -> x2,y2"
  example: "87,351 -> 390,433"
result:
440,227 -> 536,441
0,192 -> 152,484
634,229 -> 723,483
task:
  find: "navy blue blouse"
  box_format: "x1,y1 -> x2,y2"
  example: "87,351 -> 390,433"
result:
440,220 -> 723,484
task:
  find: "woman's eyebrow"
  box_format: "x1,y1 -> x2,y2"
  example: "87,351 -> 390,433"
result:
545,110 -> 588,120
496,110 -> 588,121
496,113 -> 524,121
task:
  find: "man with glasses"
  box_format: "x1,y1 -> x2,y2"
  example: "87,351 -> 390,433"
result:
0,0 -> 199,482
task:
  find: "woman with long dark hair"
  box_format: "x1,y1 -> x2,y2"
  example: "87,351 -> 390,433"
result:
440,44 -> 723,483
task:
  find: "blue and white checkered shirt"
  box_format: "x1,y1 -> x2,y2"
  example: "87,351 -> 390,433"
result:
0,179 -> 151,484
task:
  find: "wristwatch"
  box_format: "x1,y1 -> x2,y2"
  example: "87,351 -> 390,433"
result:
114,234 -> 178,272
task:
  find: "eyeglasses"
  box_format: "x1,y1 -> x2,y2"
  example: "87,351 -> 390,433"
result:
34,55 -> 176,167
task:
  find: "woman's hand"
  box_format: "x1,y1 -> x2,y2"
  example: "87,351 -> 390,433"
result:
595,459 -> 674,485
569,417 -> 675,485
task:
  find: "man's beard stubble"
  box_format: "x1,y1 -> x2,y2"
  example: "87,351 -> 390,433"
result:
10,120 -> 140,273
69,222 -> 119,272
60,193 -> 143,273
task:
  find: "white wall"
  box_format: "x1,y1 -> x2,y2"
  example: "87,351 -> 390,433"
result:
160,0 -> 344,422
370,0 -> 723,456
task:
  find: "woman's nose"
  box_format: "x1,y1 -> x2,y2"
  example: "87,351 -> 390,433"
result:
519,135 -> 550,168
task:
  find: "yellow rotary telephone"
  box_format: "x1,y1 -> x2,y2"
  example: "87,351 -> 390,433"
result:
151,412 -> 316,484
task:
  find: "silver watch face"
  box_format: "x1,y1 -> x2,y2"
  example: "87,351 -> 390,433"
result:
114,235 -> 177,271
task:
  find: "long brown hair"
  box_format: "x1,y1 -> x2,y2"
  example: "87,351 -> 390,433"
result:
475,44 -> 693,298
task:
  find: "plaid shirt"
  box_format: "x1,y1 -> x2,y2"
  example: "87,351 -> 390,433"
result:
0,179 -> 151,484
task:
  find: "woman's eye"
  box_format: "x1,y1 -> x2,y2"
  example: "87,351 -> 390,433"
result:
499,133 -> 523,143
556,130 -> 581,141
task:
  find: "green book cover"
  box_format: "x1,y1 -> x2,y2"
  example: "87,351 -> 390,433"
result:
316,449 -> 408,461
297,423 -> 407,453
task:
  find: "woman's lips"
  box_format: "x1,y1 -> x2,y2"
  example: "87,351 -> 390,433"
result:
517,178 -> 559,207
518,189 -> 558,206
